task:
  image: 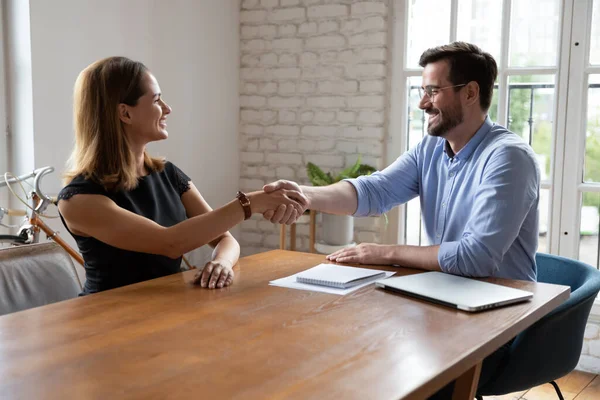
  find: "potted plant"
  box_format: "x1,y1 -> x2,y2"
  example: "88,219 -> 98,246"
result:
306,156 -> 377,248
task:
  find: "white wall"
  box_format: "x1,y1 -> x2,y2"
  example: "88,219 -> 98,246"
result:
6,0 -> 240,268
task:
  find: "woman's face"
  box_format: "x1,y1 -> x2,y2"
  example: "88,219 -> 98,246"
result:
125,72 -> 171,145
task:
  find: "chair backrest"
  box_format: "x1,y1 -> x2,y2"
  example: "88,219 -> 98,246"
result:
478,253 -> 600,395
0,242 -> 82,316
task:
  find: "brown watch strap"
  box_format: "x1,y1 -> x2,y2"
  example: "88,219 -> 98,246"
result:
236,191 -> 252,220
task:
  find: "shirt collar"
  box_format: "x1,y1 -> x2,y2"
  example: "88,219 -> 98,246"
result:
443,116 -> 493,162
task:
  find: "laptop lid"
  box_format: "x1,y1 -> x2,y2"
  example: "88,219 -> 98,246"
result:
375,271 -> 533,312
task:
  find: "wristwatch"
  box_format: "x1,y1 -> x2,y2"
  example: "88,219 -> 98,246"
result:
236,191 -> 252,220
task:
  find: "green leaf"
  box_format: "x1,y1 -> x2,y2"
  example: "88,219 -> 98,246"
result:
306,162 -> 333,186
355,164 -> 377,177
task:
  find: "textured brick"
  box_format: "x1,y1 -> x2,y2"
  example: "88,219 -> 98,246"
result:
305,154 -> 344,168
241,232 -> 263,245
356,16 -> 386,32
300,111 -> 314,122
241,10 -> 268,24
242,40 -> 268,52
308,5 -> 348,19
278,81 -> 296,94
265,125 -> 300,136
314,110 -> 336,123
360,47 -> 387,61
276,166 -> 296,179
278,110 -> 297,123
241,55 -> 260,67
306,35 -> 346,49
259,82 -> 278,94
346,63 -> 386,78
351,2 -> 387,16
300,52 -> 319,66
279,24 -> 297,37
358,110 -> 385,124
271,67 -> 302,80
240,124 -> 264,135
359,79 -> 386,93
268,96 -> 304,108
272,38 -> 303,51
241,26 -> 259,39
318,20 -> 339,34
302,66 -> 345,79
342,126 -> 384,139
317,80 -> 358,94
280,0 -> 300,6
241,152 -> 265,163
243,82 -> 259,93
242,0 -> 260,9
269,8 -> 306,22
297,81 -> 317,93
337,111 -> 356,123
347,95 -> 385,108
349,32 -> 387,46
301,125 -> 338,137
240,178 -> 266,191
306,96 -> 346,108
279,54 -> 297,65
299,22 -> 318,35
240,95 -> 267,108
260,138 -> 278,151
266,153 -> 303,165
261,0 -> 279,8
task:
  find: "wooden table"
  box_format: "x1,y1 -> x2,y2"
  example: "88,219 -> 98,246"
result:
0,250 -> 569,399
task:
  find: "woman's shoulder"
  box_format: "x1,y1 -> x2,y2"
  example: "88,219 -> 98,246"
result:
58,174 -> 107,202
160,161 -> 191,196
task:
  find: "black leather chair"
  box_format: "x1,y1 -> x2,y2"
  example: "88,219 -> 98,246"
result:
477,253 -> 600,400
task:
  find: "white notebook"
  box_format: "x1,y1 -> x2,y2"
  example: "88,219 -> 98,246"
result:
296,264 -> 387,289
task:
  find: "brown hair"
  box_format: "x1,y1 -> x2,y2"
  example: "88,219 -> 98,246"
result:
64,56 -> 164,191
419,42 -> 498,112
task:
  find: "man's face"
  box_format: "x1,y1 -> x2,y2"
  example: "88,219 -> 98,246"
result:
418,60 -> 464,137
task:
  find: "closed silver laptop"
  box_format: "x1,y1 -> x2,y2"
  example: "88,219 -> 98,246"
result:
376,271 -> 533,312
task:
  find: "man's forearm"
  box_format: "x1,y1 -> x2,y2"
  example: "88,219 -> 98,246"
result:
301,181 -> 358,215
384,244 -> 441,271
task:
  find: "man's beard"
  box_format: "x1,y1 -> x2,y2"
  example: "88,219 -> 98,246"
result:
426,103 -> 464,137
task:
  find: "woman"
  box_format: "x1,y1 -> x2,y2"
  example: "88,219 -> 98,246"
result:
58,56 -> 306,295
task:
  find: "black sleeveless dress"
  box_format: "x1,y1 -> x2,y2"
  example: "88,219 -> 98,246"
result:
57,162 -> 191,295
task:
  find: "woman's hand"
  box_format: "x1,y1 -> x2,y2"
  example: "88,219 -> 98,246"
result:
249,189 -> 308,224
193,259 -> 234,289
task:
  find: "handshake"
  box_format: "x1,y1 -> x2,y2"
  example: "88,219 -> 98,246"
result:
246,180 -> 308,225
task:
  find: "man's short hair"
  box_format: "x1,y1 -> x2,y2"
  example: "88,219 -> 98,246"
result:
419,42 -> 498,112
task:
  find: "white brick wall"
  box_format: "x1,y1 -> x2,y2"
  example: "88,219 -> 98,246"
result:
239,0 -> 389,256
579,319 -> 600,373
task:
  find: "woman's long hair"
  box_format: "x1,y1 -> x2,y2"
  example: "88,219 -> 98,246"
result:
64,56 -> 164,191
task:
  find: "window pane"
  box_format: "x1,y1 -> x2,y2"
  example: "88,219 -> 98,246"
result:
456,0 -> 502,64
591,0 -> 600,65
488,83 -> 499,123
407,76 -> 427,150
507,75 -> 555,179
509,0 -> 560,67
406,0 -> 451,68
579,192 -> 600,269
584,75 -> 600,183
405,198 -> 423,245
538,188 -> 550,253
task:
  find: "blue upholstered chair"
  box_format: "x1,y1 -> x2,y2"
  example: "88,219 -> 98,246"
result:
476,253 -> 600,400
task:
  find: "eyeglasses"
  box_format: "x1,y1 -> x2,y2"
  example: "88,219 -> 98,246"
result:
418,84 -> 467,101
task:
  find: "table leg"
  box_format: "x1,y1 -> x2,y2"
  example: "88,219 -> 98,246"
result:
452,362 -> 482,400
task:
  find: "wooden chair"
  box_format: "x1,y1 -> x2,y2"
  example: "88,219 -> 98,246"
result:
279,210 -> 317,253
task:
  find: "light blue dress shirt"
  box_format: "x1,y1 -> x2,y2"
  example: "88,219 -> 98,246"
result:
347,117 -> 540,281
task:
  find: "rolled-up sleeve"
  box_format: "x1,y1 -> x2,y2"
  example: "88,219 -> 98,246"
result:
345,146 -> 421,217
438,146 -> 539,277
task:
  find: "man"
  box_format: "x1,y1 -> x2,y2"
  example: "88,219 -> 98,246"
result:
262,42 -> 541,398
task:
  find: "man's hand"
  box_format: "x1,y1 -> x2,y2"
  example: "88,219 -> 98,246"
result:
193,259 -> 234,289
262,180 -> 308,223
326,243 -> 389,265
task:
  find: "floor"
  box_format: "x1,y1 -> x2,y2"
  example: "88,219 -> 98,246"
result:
483,370 -> 600,399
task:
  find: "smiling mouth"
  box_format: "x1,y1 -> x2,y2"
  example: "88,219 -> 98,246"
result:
159,120 -> 167,127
